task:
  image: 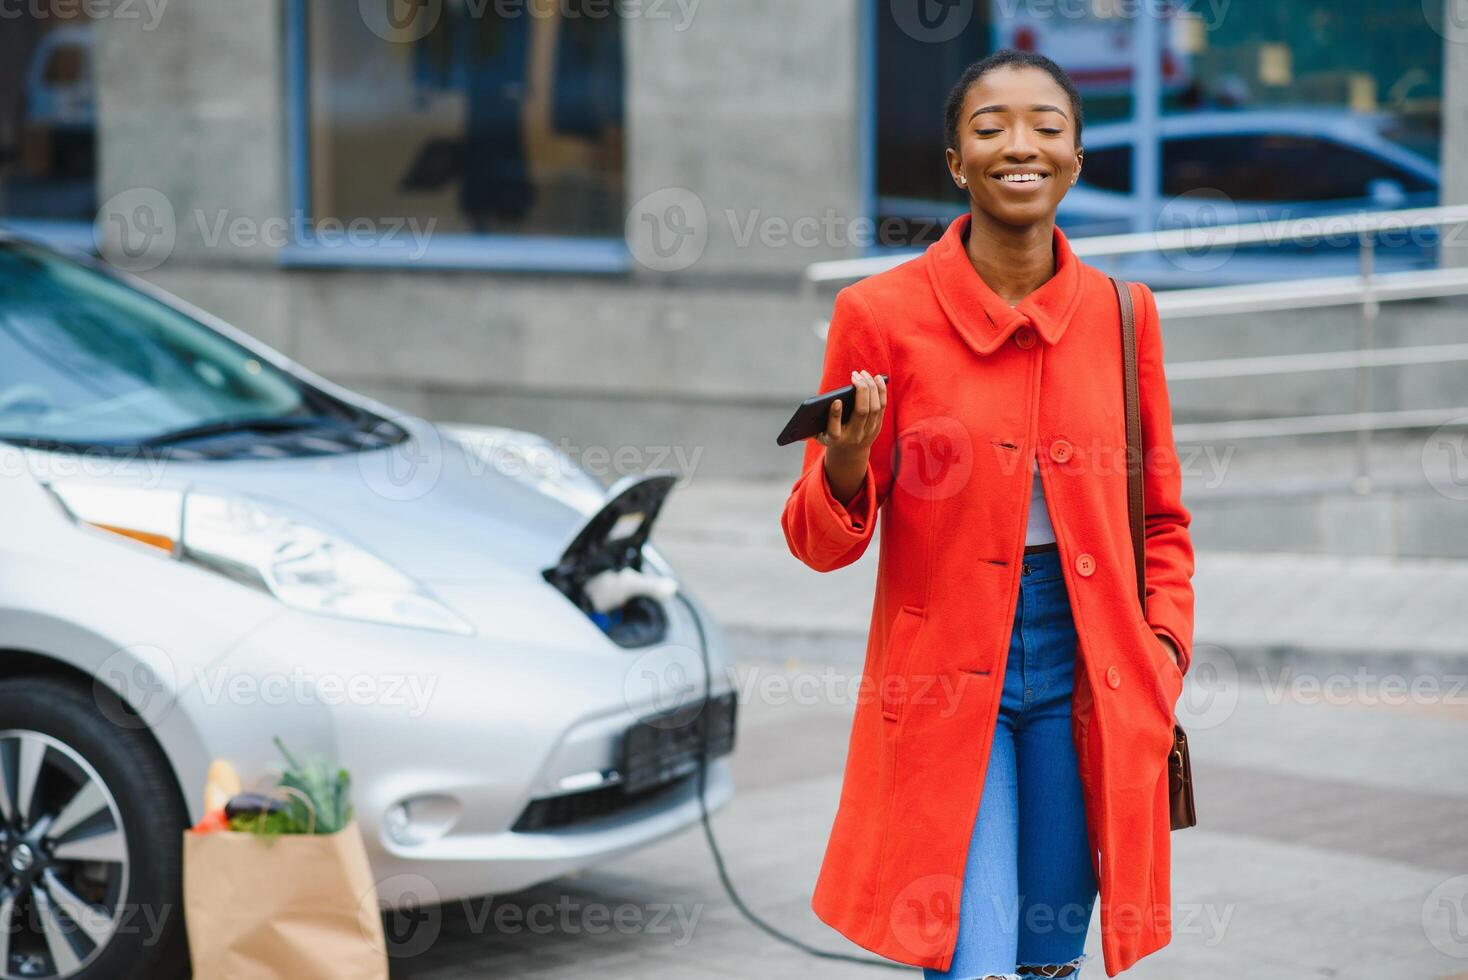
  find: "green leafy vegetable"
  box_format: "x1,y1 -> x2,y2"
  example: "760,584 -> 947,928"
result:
235,737 -> 354,837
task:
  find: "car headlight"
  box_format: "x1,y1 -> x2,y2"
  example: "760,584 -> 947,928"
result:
43,482 -> 473,635
438,423 -> 606,514
182,492 -> 473,634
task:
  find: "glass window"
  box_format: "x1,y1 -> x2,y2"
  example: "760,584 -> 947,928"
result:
873,1 -> 1443,261
1163,4 -> 1442,198
0,14 -> 98,224
875,3 -> 1149,247
302,0 -> 625,242
874,3 -> 993,247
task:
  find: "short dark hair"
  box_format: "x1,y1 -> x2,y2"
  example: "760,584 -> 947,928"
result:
944,49 -> 1084,151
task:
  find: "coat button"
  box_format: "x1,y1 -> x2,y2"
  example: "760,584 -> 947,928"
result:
1106,665 -> 1121,688
1014,326 -> 1037,349
1075,553 -> 1096,576
1049,439 -> 1073,463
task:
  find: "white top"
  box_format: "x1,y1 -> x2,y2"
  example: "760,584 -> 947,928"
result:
1026,455 -> 1056,546
1007,299 -> 1057,547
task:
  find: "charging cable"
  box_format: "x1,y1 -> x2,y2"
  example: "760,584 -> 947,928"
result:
674,591 -> 909,970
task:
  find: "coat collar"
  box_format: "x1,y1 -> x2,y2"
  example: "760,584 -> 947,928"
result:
923,212 -> 1085,356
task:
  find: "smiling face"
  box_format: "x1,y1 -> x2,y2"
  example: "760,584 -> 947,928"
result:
946,65 -> 1083,229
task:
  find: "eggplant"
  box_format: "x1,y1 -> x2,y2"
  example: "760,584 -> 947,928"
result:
224,792 -> 288,821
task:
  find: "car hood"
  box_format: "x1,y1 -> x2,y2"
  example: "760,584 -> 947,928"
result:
29,420 -> 602,586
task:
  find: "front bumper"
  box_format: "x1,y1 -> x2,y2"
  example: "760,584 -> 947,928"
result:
169,583 -> 736,906
370,758 -> 733,905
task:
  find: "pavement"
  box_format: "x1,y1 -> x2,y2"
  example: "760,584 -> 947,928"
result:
395,478 -> 1468,979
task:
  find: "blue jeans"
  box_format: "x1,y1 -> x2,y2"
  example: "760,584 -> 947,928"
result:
924,546 -> 1098,980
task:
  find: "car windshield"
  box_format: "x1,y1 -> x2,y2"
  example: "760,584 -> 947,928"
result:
0,241 -> 342,448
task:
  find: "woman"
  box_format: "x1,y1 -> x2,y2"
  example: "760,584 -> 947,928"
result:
780,51 -> 1195,979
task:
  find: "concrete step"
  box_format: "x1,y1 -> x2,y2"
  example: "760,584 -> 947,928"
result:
652,477 -> 1468,678
1178,431 -> 1468,558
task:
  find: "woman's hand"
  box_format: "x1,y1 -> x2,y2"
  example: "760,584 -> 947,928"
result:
819,370 -> 887,505
1155,632 -> 1182,672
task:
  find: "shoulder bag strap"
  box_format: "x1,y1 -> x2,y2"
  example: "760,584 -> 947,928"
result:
1110,276 -> 1147,614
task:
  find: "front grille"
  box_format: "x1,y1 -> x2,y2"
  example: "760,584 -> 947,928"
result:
511,772 -> 694,833
512,691 -> 738,833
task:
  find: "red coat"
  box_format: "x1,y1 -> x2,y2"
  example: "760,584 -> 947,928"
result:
781,213 -> 1195,976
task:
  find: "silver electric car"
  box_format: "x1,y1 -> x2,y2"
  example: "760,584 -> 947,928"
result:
0,234 -> 736,979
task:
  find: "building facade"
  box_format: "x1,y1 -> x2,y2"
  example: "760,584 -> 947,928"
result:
2,0 -> 1464,479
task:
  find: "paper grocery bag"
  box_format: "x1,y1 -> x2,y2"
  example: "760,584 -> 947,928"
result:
183,819 -> 389,980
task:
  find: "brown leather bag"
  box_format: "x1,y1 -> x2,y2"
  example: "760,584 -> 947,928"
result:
1111,276 -> 1198,832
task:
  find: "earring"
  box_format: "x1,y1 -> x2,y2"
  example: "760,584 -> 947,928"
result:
960,176 -> 968,186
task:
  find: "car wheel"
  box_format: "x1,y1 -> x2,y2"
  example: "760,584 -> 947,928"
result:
0,677 -> 190,980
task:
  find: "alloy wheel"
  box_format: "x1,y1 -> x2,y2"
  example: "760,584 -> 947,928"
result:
0,731 -> 129,979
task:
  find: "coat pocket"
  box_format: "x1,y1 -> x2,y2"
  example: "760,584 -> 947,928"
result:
1128,602 -> 1184,726
880,604 -> 926,722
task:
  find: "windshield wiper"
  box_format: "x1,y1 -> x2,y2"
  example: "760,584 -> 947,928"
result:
139,415 -> 340,447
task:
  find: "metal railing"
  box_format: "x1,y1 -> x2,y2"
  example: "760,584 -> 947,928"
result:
801,204 -> 1468,292
801,205 -> 1468,493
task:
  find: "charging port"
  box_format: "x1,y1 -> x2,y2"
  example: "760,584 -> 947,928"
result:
542,473 -> 678,648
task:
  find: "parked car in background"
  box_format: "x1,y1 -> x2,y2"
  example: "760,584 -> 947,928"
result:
0,233 -> 736,980
1060,109 -> 1442,286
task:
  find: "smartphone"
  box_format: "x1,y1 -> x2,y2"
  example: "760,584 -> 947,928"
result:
776,374 -> 889,447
